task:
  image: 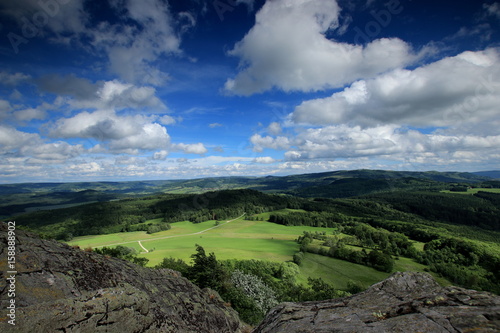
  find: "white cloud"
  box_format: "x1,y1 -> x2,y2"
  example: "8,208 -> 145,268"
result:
0,100 -> 13,118
281,124 -> 500,164
47,109 -> 174,154
13,108 -> 47,121
2,0 -> 185,86
22,141 -> 84,162
48,110 -> 142,140
250,134 -> 290,152
159,115 -> 177,125
35,76 -> 167,111
174,143 -> 208,155
253,156 -> 277,164
153,150 -> 169,160
209,123 -> 223,128
90,0 -> 181,85
94,80 -> 166,110
0,71 -> 31,86
285,125 -> 402,160
36,74 -> 98,100
0,126 -> 84,163
224,0 -> 418,95
484,2 -> 500,19
108,123 -> 171,153
68,161 -> 102,173
267,122 -> 282,135
292,49 -> 500,127
0,125 -> 39,151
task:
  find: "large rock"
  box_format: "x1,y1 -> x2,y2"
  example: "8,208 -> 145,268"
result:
253,271 -> 500,333
0,223 -> 244,332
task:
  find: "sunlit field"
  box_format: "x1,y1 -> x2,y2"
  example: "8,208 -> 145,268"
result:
68,213 -> 445,288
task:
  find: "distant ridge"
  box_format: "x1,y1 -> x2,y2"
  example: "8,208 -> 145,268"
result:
473,170 -> 500,179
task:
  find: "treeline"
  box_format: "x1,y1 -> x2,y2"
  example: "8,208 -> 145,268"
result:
154,245 -> 349,325
288,176 -> 448,199
16,186 -> 500,241
294,230 -> 396,273
159,189 -> 302,223
93,245 -> 149,267
269,211 -> 344,227
362,191 -> 500,230
268,207 -> 500,294
123,222 -> 171,234
419,237 -> 500,293
15,189 -> 303,239
269,212 -> 416,257
362,217 -> 500,293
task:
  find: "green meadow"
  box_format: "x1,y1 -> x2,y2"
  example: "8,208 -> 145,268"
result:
69,214 -> 339,266
68,212 -> 439,288
441,188 -> 500,195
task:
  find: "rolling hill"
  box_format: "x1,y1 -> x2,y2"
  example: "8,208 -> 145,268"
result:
0,169 -> 494,217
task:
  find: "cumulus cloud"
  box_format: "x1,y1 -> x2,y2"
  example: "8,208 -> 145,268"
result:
22,141 -> 84,162
283,125 -> 500,161
250,134 -> 290,152
267,122 -> 282,135
159,115 -> 177,125
2,0 -> 185,85
0,71 -> 31,86
35,76 -> 167,111
48,110 -> 140,140
0,125 -> 84,163
93,80 -> 166,110
0,125 -> 40,151
253,156 -> 277,164
90,0 -> 181,85
224,0 -> 418,95
153,150 -> 169,160
108,123 -> 171,153
174,143 -> 208,155
13,108 -> 47,121
292,49 -> 500,127
35,74 -> 98,100
47,109 -> 172,154
0,100 -> 13,118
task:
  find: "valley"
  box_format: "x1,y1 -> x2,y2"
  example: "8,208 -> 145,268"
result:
3,169 -> 500,325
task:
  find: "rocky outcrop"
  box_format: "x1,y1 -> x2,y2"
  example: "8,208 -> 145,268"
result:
253,271 -> 500,332
0,223 -> 244,332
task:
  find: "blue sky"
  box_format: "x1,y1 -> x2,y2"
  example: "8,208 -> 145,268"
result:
0,0 -> 499,183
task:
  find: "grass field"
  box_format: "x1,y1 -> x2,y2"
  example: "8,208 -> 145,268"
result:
441,188 -> 500,195
69,214 -> 338,266
296,253 -> 389,289
68,212 -> 449,289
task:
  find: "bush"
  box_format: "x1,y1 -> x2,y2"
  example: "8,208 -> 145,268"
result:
155,257 -> 190,276
230,270 -> 278,314
347,280 -> 365,294
293,252 -> 305,266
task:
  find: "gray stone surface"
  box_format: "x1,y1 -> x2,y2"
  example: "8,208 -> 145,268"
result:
0,223 -> 244,332
253,272 -> 500,333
